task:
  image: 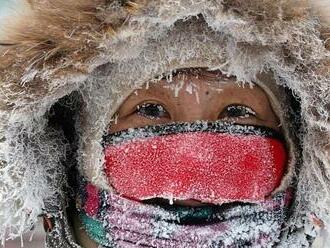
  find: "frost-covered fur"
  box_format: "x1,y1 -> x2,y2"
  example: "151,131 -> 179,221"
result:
0,0 -> 329,247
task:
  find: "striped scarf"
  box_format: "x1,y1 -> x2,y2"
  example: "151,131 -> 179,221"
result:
76,178 -> 292,248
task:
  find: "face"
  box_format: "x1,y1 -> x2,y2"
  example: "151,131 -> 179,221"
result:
108,70 -> 280,206
74,70 -> 283,247
110,71 -> 279,132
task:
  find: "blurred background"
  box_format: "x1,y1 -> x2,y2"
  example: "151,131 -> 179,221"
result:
0,0 -> 15,17
0,1 -> 46,247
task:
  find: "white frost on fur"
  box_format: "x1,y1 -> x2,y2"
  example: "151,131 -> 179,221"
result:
0,114 -> 66,245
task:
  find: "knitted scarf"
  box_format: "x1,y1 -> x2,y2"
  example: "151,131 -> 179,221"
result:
75,121 -> 292,247
76,179 -> 292,247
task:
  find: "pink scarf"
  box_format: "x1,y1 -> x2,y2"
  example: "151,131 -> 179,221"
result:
76,122 -> 292,247
76,180 -> 292,247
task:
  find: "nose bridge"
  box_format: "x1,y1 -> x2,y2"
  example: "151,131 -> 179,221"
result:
176,109 -> 205,122
173,89 -> 211,122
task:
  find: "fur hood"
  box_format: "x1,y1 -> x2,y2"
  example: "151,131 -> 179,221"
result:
0,0 -> 329,246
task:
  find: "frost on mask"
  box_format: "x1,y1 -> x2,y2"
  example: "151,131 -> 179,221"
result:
103,120 -> 288,204
75,120 -> 292,247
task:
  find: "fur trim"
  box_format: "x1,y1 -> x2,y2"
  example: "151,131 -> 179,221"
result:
0,0 -> 326,113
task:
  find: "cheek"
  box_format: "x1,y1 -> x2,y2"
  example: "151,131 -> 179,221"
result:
252,94 -> 280,128
109,116 -> 140,133
261,105 -> 280,129
109,115 -> 169,133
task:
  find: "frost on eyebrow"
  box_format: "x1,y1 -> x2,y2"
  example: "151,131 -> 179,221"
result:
128,69 -> 259,114
155,70 -> 231,103
162,80 -> 185,98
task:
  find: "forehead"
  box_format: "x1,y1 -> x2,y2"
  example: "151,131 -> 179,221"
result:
132,70 -> 263,98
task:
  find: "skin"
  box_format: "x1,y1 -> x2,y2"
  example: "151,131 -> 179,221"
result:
74,70 -> 280,247
110,72 -> 279,133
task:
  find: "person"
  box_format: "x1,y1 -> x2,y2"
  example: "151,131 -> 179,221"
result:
0,1 -> 329,247
71,68 -> 295,247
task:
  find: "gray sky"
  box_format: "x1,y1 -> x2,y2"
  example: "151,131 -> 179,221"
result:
0,0 -> 27,38
0,1 -> 13,17
0,0 -> 23,18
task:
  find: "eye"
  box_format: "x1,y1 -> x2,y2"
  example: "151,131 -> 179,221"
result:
135,102 -> 170,119
220,104 -> 256,119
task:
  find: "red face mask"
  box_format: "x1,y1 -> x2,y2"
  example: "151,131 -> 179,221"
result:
103,122 -> 287,204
